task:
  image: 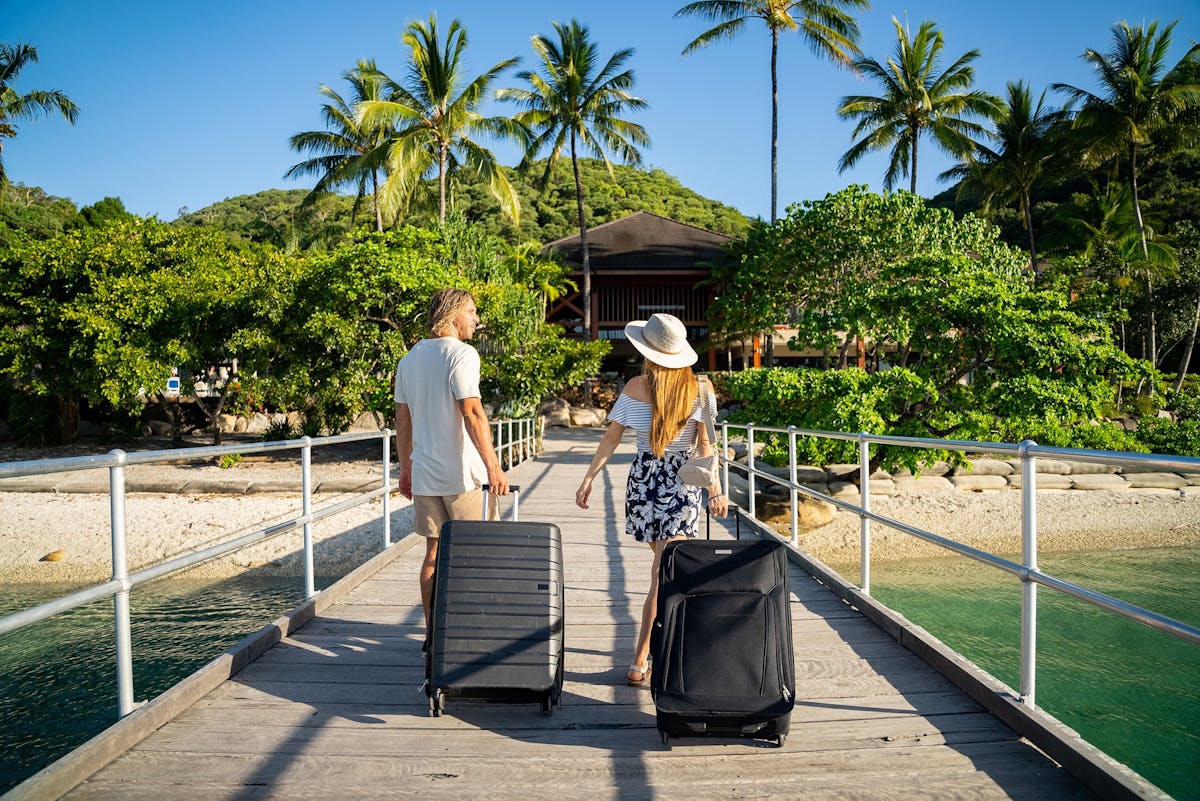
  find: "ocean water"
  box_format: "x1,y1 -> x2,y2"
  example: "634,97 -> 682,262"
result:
831,546 -> 1200,801
0,575 -> 329,795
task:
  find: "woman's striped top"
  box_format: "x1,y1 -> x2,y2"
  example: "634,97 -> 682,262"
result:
607,387 -> 717,454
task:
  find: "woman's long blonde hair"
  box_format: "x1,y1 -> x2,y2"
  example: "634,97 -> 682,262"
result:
643,361 -> 698,457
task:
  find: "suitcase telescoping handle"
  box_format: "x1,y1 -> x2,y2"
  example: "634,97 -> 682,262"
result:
705,501 -> 740,540
481,484 -> 520,521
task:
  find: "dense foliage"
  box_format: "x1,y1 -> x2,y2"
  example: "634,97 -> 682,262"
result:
175,159 -> 750,247
715,187 -> 1152,469
0,216 -> 606,444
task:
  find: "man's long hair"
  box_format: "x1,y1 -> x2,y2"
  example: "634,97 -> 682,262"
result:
642,361 -> 698,457
427,288 -> 476,337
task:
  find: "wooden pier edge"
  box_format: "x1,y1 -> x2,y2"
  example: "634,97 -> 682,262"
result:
2,532 -> 424,801
733,514 -> 1172,801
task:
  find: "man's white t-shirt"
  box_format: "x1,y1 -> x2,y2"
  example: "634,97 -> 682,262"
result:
394,337 -> 487,496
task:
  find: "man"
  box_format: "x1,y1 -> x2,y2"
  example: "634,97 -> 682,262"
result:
394,288 -> 510,635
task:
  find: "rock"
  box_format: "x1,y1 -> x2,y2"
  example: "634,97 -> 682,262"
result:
950,475 -> 1010,491
40,550 -> 66,562
1069,474 -> 1132,491
216,414 -> 240,433
1005,458 -> 1072,475
1122,472 -> 1188,490
1060,460 -> 1119,475
954,459 -> 1013,476
569,406 -> 607,427
757,494 -> 836,529
244,413 -> 273,434
891,475 -> 954,492
147,420 -> 173,436
1007,473 -> 1073,489
348,411 -> 384,431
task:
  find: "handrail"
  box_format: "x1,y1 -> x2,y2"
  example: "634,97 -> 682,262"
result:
0,417 -> 541,718
716,420 -> 1200,707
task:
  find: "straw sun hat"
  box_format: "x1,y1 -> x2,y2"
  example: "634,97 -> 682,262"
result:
625,313 -> 698,369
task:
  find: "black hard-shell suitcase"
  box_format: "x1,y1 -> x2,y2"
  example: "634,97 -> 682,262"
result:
425,486 -> 565,716
651,533 -> 794,746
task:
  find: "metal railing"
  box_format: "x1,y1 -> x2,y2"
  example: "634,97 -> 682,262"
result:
0,417 -> 540,718
717,421 -> 1200,707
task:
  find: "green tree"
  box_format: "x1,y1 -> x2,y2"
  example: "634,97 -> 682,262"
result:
0,42 -> 79,185
1053,19 -> 1200,363
717,188 -> 1148,466
285,60 -> 392,232
836,18 -> 1000,193
357,15 -> 523,226
497,19 -> 649,339
1053,20 -> 1200,263
941,81 -> 1070,273
499,240 -> 577,312
676,0 -> 868,223
0,220 -> 287,444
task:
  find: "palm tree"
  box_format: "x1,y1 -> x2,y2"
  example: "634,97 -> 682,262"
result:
676,0 -> 868,224
357,14 -> 523,226
1059,182 -> 1178,365
500,240 -> 578,312
1053,20 -> 1200,263
941,81 -> 1070,273
836,17 -> 1000,194
0,42 -> 79,185
285,60 -> 391,231
497,20 -> 649,339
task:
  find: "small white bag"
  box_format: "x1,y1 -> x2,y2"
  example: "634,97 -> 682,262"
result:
678,377 -> 720,488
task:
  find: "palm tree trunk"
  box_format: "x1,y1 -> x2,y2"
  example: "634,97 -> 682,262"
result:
438,143 -> 449,224
1147,279 -> 1157,369
570,137 -> 592,340
1022,192 -> 1038,276
1129,145 -> 1150,259
1173,295 -> 1200,394
909,126 -> 918,194
770,29 -> 780,224
372,169 -> 383,232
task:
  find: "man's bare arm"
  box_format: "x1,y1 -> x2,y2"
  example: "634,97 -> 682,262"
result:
459,396 -> 509,495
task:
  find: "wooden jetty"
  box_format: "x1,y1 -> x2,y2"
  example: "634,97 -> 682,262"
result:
12,428 -> 1161,800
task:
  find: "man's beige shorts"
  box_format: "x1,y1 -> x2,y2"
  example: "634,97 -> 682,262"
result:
413,487 -> 498,538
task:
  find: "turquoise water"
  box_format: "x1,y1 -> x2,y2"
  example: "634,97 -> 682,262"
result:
0,575 -> 331,795
832,547 -> 1200,801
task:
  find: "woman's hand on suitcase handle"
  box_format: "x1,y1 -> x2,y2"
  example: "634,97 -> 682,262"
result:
707,485 -> 728,517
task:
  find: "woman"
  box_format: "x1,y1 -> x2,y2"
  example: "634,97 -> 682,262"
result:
574,313 -> 727,687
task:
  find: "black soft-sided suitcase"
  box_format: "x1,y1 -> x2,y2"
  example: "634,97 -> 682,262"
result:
651,536 -> 794,746
426,488 -> 565,716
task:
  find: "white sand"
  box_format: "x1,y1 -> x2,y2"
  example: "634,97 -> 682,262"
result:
768,489 -> 1200,568
0,453 -> 414,584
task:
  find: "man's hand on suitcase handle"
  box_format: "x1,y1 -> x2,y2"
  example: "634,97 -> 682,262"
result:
484,468 -> 510,495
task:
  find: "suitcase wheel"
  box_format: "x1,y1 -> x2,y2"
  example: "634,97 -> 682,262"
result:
541,695 -> 553,716
660,731 -> 670,747
428,690 -> 444,717
776,734 -> 787,748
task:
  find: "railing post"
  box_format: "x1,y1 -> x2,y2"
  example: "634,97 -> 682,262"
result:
859,433 -> 872,596
721,422 -> 729,498
747,425 -> 757,521
1019,439 -> 1039,707
382,429 -> 392,549
787,426 -> 799,547
301,436 -> 315,600
109,450 -> 137,718
507,419 -> 514,467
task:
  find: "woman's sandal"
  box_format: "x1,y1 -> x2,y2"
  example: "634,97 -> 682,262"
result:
626,663 -> 651,687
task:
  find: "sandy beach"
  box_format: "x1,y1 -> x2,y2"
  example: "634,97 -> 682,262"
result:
3,435 -> 1200,584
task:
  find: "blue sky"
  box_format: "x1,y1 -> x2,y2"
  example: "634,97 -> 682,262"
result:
4,1 -> 1196,223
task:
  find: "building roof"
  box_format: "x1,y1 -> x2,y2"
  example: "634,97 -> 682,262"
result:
543,211 -> 734,272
